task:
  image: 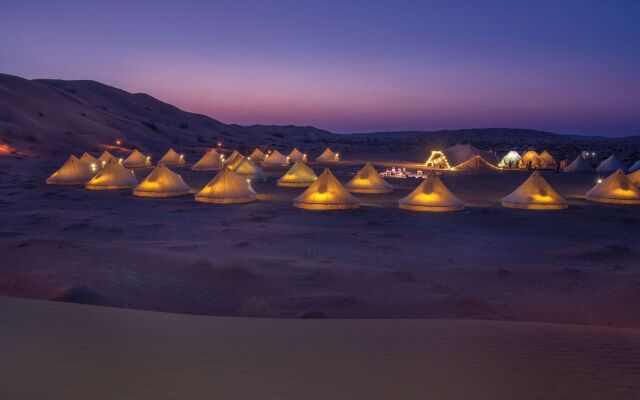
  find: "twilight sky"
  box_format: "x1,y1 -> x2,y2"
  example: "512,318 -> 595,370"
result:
1,0 -> 639,136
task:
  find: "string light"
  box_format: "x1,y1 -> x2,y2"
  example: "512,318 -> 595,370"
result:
424,151 -> 451,170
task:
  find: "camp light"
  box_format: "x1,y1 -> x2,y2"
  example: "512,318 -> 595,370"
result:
597,178 -> 603,184
116,139 -> 122,146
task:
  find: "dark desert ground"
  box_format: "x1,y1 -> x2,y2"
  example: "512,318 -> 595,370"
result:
2,74 -> 640,399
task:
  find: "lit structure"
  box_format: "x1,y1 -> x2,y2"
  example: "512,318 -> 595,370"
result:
498,151 -> 521,168
192,149 -> 224,171
501,171 -> 568,210
539,150 -> 557,168
80,152 -> 100,166
345,163 -> 393,193
424,151 -> 451,170
249,148 -> 267,163
262,150 -> 289,166
288,148 -> 307,162
46,155 -> 95,185
398,172 -> 464,212
586,169 -> 640,204
563,155 -> 593,172
133,164 -> 191,197
293,168 -> 360,210
158,148 -> 186,165
98,150 -> 117,165
85,159 -> 137,190
233,158 -> 268,182
227,154 -> 246,170
195,168 -> 256,204
277,160 -> 318,187
519,150 -> 543,169
316,147 -> 340,162
454,155 -> 502,171
123,149 -> 152,168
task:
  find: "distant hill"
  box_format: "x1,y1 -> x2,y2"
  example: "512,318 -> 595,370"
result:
1,73 -> 638,161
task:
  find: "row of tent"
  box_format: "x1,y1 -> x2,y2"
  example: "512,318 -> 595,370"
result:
47,151 -> 640,209
499,150 -> 639,174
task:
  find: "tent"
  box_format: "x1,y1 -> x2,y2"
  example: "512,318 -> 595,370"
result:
85,159 -> 137,190
293,168 -> 360,210
123,149 -> 151,168
158,148 -> 186,165
628,160 -> 640,173
596,155 -> 625,174
80,152 -> 100,167
46,155 -> 95,185
520,151 -> 543,169
288,148 -> 307,162
498,151 -> 521,168
233,158 -> 267,182
262,150 -> 289,166
195,168 -> 256,204
586,169 -> 640,204
501,171 -> 568,210
316,147 -> 340,162
133,164 -> 191,197
98,150 -> 117,165
398,172 -> 465,212
628,170 -> 640,186
227,154 -> 245,170
539,150 -> 557,168
277,160 -> 318,187
454,155 -> 500,171
445,143 -> 497,168
248,148 -> 267,163
345,163 -> 393,193
192,149 -> 224,171
424,151 -> 450,169
563,155 -> 593,172
225,150 -> 243,166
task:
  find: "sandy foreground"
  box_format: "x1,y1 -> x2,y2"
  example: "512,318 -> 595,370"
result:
1,296 -> 639,400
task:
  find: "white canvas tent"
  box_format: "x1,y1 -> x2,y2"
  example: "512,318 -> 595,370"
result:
586,169 -> 640,204
85,159 -> 137,190
195,169 -> 256,204
315,147 -> 340,163
262,150 -> 289,166
501,171 -> 568,210
123,149 -> 151,168
293,168 -> 359,210
563,155 -> 593,172
596,155 -> 625,174
133,164 -> 191,197
192,149 -> 224,171
345,163 -> 393,193
498,151 -> 521,168
277,160 -> 318,187
288,148 -> 307,162
158,148 -> 186,165
398,172 -> 464,212
248,148 -> 267,163
46,155 -> 95,185
79,152 -> 100,167
233,158 -> 267,182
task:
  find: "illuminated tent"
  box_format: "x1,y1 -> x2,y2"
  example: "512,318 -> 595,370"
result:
398,172 -> 464,212
227,154 -> 246,171
249,148 -> 267,163
195,168 -> 256,204
539,150 -> 557,167
133,164 -> 191,197
233,158 -> 267,182
316,147 -> 340,162
192,149 -> 224,171
454,155 -> 500,171
293,168 -> 360,210
520,150 -> 543,169
277,160 -> 318,187
563,155 -> 593,172
123,149 -> 151,168
85,159 -> 137,190
46,155 -> 95,185
586,169 -> 640,204
596,155 -> 625,174
445,143 -> 497,168
80,152 -> 100,166
98,150 -> 117,165
158,148 -> 185,165
425,151 -> 450,169
262,150 -> 289,166
345,163 -> 393,193
628,170 -> 640,186
225,150 -> 243,166
628,160 -> 640,173
288,148 -> 307,162
498,151 -> 521,168
501,171 -> 568,210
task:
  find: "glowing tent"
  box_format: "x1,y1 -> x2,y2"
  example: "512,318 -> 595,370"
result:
345,163 -> 393,193
520,151 -> 543,169
628,170 -> 640,186
586,169 -> 640,204
248,148 -> 267,163
277,160 -> 318,187
225,150 -> 243,166
133,164 -> 191,197
628,160 -> 640,173
262,150 -> 289,166
233,158 -> 267,182
123,149 -> 151,168
501,171 -> 568,210
85,159 -> 137,190
98,150 -> 117,165
498,151 -> 521,168
596,155 -> 625,174
80,152 -> 100,166
316,147 -> 340,162
46,155 -> 95,185
445,143 -> 497,168
293,168 -> 360,210
425,151 -> 451,169
195,168 -> 256,204
563,155 -> 593,172
454,155 -> 500,171
539,150 -> 557,168
288,148 -> 307,162
398,172 -> 464,212
158,148 -> 185,165
192,149 -> 224,171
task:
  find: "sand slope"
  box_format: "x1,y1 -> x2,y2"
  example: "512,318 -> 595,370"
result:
0,297 -> 639,400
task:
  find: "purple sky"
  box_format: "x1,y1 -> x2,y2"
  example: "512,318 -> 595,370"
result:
1,1 -> 639,136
